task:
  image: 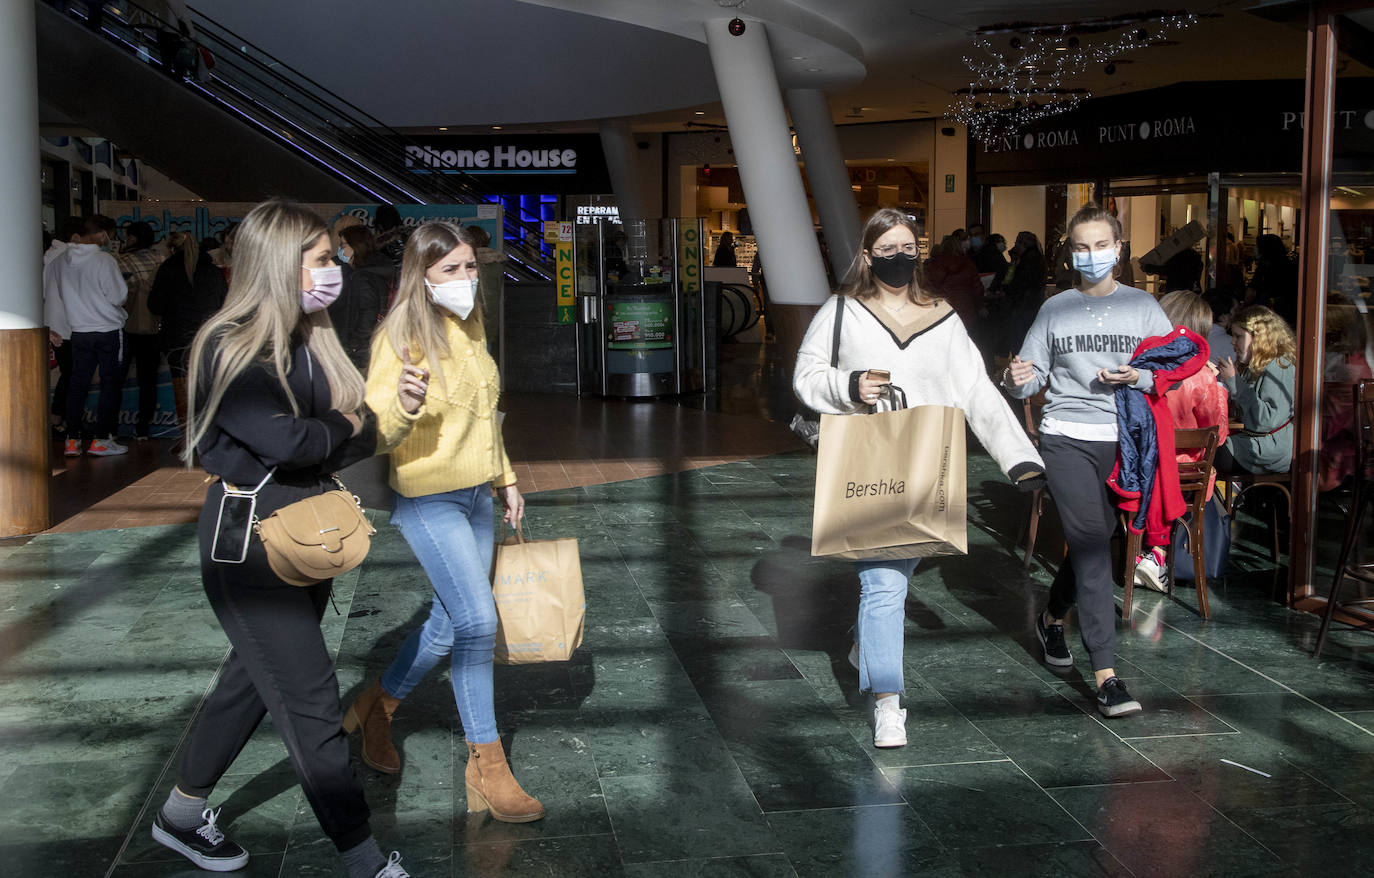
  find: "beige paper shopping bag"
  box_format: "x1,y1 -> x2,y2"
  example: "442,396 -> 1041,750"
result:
491,524 -> 585,664
810,405 -> 968,560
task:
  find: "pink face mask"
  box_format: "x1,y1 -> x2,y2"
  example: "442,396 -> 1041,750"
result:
301,265 -> 343,313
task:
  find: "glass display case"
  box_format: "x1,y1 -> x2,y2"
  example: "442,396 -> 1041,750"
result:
574,218 -> 707,397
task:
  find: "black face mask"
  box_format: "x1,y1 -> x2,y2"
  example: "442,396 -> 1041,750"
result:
869,252 -> 917,288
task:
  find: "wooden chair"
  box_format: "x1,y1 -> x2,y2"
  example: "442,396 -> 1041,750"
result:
1313,379 -> 1374,658
1016,389 -> 1052,568
1122,427 -> 1221,620
1221,469 -> 1292,563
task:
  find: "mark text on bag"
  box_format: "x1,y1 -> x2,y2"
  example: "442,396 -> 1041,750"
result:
845,478 -> 905,498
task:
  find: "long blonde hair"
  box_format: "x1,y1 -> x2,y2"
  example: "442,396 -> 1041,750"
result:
183,201 -> 365,465
1233,305 -> 1296,379
374,221 -> 483,394
169,230 -> 199,283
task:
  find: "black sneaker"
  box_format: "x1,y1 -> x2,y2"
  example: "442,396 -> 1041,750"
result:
1035,613 -> 1073,668
151,807 -> 249,872
1096,676 -> 1143,718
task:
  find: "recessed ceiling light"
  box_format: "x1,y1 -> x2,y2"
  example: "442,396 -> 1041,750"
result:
438,126 -> 448,131
791,55 -> 806,60
806,67 -> 822,72
492,125 -> 502,130
694,111 -> 706,115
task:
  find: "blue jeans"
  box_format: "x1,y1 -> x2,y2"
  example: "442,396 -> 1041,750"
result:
381,486 -> 499,743
854,558 -> 920,695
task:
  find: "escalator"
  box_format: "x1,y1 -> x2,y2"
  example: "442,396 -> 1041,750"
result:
35,0 -> 554,281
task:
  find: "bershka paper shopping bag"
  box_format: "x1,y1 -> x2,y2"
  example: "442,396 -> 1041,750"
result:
810,405 -> 968,560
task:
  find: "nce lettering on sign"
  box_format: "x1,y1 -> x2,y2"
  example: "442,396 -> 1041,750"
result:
845,479 -> 905,498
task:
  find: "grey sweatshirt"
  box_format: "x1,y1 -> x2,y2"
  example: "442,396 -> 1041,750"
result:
1007,284 -> 1173,424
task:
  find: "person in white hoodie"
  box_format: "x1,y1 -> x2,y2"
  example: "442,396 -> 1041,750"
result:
794,208 -> 1045,749
47,215 -> 129,456
43,217 -> 86,432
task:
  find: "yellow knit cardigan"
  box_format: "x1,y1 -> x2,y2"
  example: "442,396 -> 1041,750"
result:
365,315 -> 516,498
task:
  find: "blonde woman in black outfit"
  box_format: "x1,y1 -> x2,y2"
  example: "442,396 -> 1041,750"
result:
148,201 -> 412,878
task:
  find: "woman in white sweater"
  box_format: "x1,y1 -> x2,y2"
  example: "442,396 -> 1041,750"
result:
794,208 -> 1044,749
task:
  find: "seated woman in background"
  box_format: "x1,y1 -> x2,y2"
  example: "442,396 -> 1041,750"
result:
1133,290 -> 1231,591
1216,305 -> 1296,474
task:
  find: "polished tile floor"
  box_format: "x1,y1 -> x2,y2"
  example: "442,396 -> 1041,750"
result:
3,443 -> 1373,876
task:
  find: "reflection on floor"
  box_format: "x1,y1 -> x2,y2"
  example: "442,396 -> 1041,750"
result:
40,376 -> 805,534
2,450 -> 1372,876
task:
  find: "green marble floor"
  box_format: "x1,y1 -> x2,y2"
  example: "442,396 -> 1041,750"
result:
2,452 -> 1373,877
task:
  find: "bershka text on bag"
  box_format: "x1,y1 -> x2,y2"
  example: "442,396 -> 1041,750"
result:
845,478 -> 906,498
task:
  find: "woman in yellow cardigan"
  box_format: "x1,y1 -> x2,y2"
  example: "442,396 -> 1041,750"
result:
348,221 -> 543,823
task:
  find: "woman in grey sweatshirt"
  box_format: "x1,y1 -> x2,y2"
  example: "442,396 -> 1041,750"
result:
1004,203 -> 1172,719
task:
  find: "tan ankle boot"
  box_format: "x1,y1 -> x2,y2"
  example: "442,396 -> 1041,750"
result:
342,680 -> 401,774
464,740 -> 544,823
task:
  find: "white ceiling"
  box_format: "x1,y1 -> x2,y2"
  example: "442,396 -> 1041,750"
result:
191,0 -> 1317,132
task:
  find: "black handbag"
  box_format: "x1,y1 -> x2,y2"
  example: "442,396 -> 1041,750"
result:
789,297 -> 846,449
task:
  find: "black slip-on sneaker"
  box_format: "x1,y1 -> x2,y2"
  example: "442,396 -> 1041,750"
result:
151,807 -> 249,872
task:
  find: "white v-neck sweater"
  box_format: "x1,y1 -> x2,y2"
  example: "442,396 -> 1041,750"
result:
794,295 -> 1043,481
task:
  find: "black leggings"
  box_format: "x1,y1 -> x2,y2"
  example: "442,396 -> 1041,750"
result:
178,480 -> 372,852
1040,434 -> 1121,672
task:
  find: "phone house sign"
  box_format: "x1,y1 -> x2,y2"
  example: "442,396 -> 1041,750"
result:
405,144 -> 579,171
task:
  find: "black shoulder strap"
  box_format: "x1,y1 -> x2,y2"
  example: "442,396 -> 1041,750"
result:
830,296 -> 845,368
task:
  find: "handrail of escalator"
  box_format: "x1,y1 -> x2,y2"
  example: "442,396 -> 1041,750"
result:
70,1 -> 554,278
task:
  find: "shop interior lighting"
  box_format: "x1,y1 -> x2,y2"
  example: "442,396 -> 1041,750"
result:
948,11 -> 1197,145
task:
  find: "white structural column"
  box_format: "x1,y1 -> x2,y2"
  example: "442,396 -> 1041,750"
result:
0,0 -> 50,535
786,88 -> 861,277
598,119 -> 651,220
0,0 -> 41,331
705,19 -> 830,306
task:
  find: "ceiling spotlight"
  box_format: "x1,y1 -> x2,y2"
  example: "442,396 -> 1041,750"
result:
694,111 -> 706,115
1104,62 -> 1117,75
491,125 -> 502,130
438,126 -> 448,131
728,17 -> 746,36
1010,36 -> 1022,50
1134,27 -> 1148,41
1067,36 -> 1079,48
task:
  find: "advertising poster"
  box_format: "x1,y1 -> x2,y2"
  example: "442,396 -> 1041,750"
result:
607,299 -> 673,350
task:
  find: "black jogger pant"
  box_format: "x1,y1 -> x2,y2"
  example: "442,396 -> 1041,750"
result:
1040,433 -> 1121,672
121,332 -> 162,436
178,480 -> 372,852
66,329 -> 123,441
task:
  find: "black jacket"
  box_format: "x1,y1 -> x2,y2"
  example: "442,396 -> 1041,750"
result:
196,337 -> 378,488
148,254 -> 228,353
328,259 -> 392,371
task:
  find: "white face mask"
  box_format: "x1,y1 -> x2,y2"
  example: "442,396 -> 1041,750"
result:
426,277 -> 477,319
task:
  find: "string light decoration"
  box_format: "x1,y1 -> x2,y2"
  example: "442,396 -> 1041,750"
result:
949,12 -> 1198,145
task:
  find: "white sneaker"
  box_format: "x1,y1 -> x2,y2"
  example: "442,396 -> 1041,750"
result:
374,851 -> 410,878
873,700 -> 907,748
1134,548 -> 1168,592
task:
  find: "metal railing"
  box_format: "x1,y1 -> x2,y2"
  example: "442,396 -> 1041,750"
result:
64,0 -> 554,280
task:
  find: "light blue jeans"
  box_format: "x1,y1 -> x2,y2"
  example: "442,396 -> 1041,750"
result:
854,558 -> 920,695
381,486 -> 499,743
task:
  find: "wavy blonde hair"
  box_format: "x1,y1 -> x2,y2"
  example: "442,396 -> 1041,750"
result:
183,201 -> 365,465
373,221 -> 483,395
168,230 -> 199,283
1234,304 -> 1296,379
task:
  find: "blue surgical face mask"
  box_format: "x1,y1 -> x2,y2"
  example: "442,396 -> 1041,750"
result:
970,235 -> 984,250
1072,247 -> 1118,283
337,246 -> 349,264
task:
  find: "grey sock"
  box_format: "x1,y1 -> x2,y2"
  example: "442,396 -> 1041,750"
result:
160,787 -> 207,830
342,836 -> 385,878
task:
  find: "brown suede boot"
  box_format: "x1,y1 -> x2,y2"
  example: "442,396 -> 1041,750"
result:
464,740 -> 544,823
342,680 -> 401,774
